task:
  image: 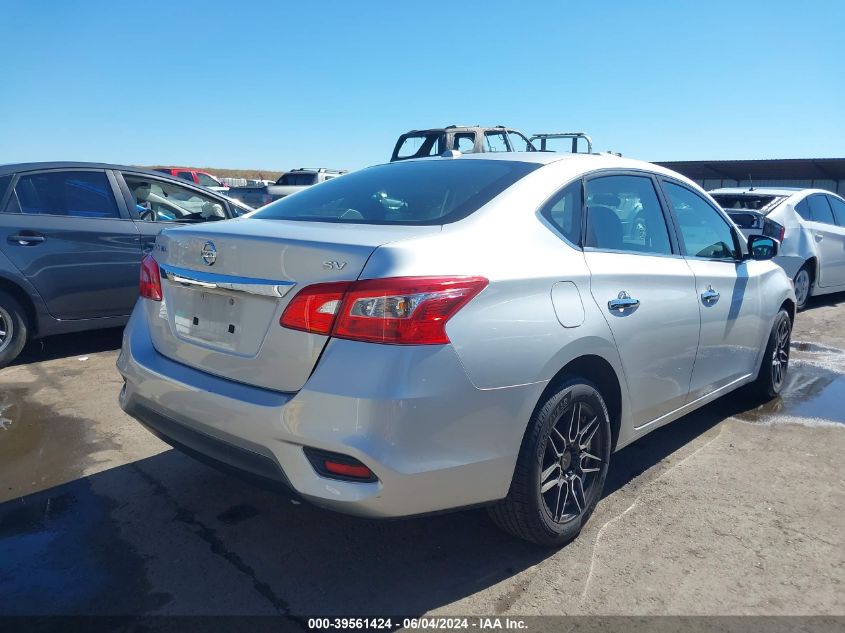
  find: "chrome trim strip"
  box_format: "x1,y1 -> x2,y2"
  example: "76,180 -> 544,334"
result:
160,264 -> 295,298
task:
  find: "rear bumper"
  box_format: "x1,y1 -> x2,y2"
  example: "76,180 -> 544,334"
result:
117,305 -> 542,518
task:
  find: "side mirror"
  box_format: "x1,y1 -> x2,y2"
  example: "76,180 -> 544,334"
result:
747,234 -> 779,260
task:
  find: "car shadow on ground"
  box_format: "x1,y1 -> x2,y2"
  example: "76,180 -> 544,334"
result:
12,327 -> 125,366
0,384 -> 760,617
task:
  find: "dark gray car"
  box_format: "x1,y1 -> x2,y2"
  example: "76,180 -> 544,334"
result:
0,162 -> 252,367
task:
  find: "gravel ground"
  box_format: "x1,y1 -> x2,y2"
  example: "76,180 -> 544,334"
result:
0,294 -> 843,618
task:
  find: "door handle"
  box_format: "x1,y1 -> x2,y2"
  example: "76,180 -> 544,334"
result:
608,291 -> 640,311
701,285 -> 720,304
8,233 -> 46,245
815,233 -> 824,242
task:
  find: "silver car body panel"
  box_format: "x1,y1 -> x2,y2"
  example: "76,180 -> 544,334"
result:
711,187 -> 845,297
119,153 -> 795,518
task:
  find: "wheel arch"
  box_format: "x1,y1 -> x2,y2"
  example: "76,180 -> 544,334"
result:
0,275 -> 38,336
535,354 -> 623,452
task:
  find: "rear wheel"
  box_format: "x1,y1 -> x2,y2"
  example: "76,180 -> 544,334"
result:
749,308 -> 792,401
793,264 -> 812,310
0,290 -> 28,369
488,379 -> 611,547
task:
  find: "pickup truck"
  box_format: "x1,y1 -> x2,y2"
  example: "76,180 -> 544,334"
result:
154,168 -> 229,193
226,168 -> 346,208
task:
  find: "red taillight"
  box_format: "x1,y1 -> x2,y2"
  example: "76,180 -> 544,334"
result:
280,276 -> 488,345
139,254 -> 162,301
778,226 -> 786,242
280,281 -> 352,334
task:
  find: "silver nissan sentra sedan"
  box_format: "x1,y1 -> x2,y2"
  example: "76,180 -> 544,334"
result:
118,152 -> 794,546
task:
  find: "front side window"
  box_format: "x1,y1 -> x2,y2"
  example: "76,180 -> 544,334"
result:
507,131 -> 534,152
584,175 -> 672,255
5,171 -> 119,218
252,160 -> 539,225
485,132 -> 508,152
664,182 -> 737,260
540,181 -> 582,246
828,196 -> 845,226
124,175 -> 226,223
807,195 -> 835,224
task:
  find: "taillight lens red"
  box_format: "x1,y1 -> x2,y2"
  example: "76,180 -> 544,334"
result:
280,276 -> 488,345
778,226 -> 786,242
280,281 -> 352,334
139,254 -> 162,301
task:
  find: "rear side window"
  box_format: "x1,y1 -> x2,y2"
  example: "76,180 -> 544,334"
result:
278,173 -> 318,186
252,160 -> 539,225
395,133 -> 443,160
585,175 -> 672,255
454,133 -> 475,153
196,173 -> 220,187
795,199 -> 811,221
6,171 -> 120,218
176,171 -> 194,182
541,181 -> 582,246
808,195 -> 835,224
828,196 -> 845,226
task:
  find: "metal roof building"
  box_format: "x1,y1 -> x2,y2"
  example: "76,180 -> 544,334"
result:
657,158 -> 845,195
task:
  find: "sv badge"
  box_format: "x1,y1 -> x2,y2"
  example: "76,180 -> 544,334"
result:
322,261 -> 347,270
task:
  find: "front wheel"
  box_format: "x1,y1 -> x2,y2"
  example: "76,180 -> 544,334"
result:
488,379 -> 611,547
749,308 -> 792,401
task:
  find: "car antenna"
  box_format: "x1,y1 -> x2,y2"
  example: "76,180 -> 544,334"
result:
748,173 -> 755,192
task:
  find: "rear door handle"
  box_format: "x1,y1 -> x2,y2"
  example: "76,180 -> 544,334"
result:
815,233 -> 824,242
701,286 -> 720,304
608,291 -> 640,311
8,233 -> 46,245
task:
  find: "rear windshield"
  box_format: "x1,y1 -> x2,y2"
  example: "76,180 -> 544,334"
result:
252,160 -> 539,225
711,193 -> 785,214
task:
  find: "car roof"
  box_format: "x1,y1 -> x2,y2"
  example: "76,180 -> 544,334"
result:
708,187 -> 820,196
0,161 -> 206,182
402,126 -> 518,134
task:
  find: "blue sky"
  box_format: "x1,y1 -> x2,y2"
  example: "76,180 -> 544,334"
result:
1,0 -> 842,171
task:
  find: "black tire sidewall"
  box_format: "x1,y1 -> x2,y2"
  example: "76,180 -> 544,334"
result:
756,309 -> 791,399
0,290 -> 28,368
794,265 -> 811,310
528,380 -> 612,545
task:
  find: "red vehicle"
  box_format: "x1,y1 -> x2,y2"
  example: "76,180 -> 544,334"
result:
155,168 -> 228,192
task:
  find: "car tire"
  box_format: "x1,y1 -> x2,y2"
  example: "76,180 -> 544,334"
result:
488,378 -> 611,547
793,264 -> 812,311
0,290 -> 28,369
749,308 -> 792,401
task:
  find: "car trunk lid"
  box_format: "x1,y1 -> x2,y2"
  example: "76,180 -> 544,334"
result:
146,218 -> 439,392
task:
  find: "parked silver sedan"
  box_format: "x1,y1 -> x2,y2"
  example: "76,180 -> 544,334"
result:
711,187 -> 845,309
118,152 -> 794,546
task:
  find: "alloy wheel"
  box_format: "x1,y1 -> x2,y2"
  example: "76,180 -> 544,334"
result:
794,269 -> 810,307
771,317 -> 790,390
0,306 -> 12,354
539,399 -> 606,524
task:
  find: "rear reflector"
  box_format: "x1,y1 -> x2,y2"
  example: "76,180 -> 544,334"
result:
303,447 -> 377,482
280,276 -> 488,345
139,254 -> 162,301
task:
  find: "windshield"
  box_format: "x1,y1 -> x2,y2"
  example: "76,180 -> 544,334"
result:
711,193 -> 785,214
252,159 -> 539,225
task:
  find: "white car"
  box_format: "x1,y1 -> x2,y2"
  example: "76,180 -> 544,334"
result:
711,187 -> 845,308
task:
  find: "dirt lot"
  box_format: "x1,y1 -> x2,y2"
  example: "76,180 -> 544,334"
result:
1,295 -> 843,618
